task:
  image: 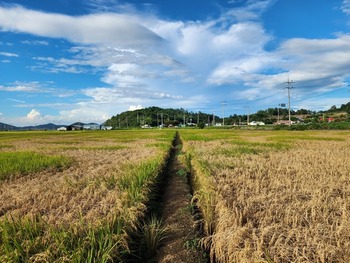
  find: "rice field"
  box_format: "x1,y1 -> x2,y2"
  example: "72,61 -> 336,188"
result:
0,130 -> 175,262
1,129 -> 350,262
180,129 -> 350,263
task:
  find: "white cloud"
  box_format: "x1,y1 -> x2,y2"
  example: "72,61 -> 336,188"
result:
0,51 -> 18,57
58,107 -> 110,124
26,109 -> 41,120
0,5 -> 162,47
294,97 -> 350,112
21,40 -> 48,45
342,0 -> 350,15
8,98 -> 25,104
0,82 -> 41,92
0,1 -> 349,125
128,105 -> 144,111
103,63 -> 139,86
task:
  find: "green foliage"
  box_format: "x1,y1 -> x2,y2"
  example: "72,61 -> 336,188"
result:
0,214 -> 128,263
0,152 -> 71,181
138,215 -> 168,258
218,146 -> 264,157
0,215 -> 48,262
197,122 -> 206,129
184,237 -> 201,251
176,168 -> 187,177
104,106 -> 218,129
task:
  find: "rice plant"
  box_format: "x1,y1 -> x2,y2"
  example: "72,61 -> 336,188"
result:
180,129 -> 350,263
0,151 -> 71,181
139,215 -> 168,258
0,129 -> 175,262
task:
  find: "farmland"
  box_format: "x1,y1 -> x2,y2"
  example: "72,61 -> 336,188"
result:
181,129 -> 350,262
0,130 -> 175,262
0,129 -> 350,262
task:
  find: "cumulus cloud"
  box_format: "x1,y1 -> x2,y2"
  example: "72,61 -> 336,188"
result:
128,105 -> 144,111
26,109 -> 41,120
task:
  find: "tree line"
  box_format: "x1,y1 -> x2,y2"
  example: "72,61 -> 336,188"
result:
104,103 -> 350,128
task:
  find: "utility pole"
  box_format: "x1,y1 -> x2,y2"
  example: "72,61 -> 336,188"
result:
221,101 -> 226,126
284,79 -> 295,126
245,106 -> 250,125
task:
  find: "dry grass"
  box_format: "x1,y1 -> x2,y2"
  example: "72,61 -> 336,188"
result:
181,130 -> 350,263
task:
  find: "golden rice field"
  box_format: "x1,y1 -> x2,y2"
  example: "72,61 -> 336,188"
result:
180,129 -> 350,263
0,130 -> 175,262
1,129 -> 350,262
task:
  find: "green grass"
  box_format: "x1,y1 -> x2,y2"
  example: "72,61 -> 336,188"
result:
138,215 -> 168,259
0,152 -> 71,181
0,214 -> 128,263
118,157 -> 166,207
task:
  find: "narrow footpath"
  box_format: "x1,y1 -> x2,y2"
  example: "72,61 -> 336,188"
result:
155,135 -> 208,263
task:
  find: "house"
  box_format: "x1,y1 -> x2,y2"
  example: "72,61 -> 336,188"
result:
275,120 -> 295,125
57,126 -> 67,131
83,123 -> 100,130
249,121 -> 265,126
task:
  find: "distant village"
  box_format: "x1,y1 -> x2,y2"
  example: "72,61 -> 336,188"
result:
57,123 -> 112,131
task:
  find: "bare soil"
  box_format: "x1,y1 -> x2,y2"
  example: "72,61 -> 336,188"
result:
155,139 -> 208,263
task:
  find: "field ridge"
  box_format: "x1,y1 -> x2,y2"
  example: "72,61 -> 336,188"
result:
156,132 -> 208,262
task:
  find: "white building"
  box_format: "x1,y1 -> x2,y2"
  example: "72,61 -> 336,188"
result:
248,121 -> 265,126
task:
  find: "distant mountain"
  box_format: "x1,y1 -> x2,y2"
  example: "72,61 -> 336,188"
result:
70,122 -> 85,127
0,122 -> 105,131
22,123 -> 62,130
0,122 -> 17,130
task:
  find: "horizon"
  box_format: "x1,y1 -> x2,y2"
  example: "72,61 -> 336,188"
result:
1,102 -> 349,128
1,0 -> 350,126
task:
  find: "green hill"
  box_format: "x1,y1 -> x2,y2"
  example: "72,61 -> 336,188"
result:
104,106 -> 215,129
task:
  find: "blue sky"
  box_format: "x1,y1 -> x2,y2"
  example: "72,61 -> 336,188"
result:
1,0 -> 350,125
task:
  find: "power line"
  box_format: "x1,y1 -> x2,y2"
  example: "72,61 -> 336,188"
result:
221,101 -> 226,126
284,78 -> 295,126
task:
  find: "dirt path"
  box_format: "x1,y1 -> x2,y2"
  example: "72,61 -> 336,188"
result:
155,136 -> 208,263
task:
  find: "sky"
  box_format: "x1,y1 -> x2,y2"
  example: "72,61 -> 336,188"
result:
1,0 -> 350,126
